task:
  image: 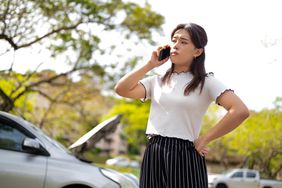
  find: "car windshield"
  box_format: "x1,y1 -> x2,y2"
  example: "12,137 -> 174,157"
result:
27,121 -> 71,154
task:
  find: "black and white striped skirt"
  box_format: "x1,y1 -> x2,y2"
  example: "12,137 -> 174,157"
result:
140,135 -> 208,188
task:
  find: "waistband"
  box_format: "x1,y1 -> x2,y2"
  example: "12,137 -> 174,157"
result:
146,134 -> 195,147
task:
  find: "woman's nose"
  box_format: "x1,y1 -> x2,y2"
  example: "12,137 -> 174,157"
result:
172,43 -> 178,50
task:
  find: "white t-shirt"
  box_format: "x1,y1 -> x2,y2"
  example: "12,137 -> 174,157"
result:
139,72 -> 232,141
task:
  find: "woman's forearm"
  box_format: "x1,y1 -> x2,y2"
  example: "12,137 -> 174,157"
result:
114,62 -> 153,95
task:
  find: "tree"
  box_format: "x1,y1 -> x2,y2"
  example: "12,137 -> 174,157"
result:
102,99 -> 150,155
0,0 -> 164,112
105,97 -> 282,178
0,70 -> 113,147
200,100 -> 282,178
216,97 -> 282,178
200,104 -> 238,168
235,102 -> 282,178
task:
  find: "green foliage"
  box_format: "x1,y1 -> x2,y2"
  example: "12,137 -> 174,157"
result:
204,98 -> 282,178
226,107 -> 282,178
0,0 -> 164,112
102,99 -> 150,154
201,103 -> 222,133
273,97 -> 282,111
121,2 -> 164,42
0,70 -> 113,148
0,0 -> 165,150
0,72 -> 37,112
0,0 -> 164,54
104,99 -> 282,178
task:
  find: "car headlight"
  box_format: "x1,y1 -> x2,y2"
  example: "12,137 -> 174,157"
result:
100,168 -> 121,188
100,168 -> 139,188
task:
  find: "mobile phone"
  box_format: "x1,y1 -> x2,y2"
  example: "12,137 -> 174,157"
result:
158,47 -> 171,61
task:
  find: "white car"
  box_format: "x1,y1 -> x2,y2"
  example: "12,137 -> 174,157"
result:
0,111 -> 138,188
209,168 -> 282,188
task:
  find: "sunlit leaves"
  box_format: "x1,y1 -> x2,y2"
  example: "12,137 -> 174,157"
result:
103,99 -> 282,178
102,99 -> 150,154
121,2 -> 164,41
207,100 -> 282,178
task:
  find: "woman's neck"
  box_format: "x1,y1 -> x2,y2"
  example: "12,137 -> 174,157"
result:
173,65 -> 190,73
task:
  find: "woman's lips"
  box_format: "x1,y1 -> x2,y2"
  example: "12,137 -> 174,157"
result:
171,51 -> 178,56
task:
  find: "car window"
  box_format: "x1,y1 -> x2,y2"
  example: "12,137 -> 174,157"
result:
246,172 -> 256,178
0,123 -> 26,151
27,122 -> 71,154
231,171 -> 243,178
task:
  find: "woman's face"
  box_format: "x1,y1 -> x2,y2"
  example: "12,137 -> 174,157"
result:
170,29 -> 200,66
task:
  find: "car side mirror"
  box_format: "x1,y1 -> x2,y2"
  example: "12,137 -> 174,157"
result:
22,137 -> 49,156
23,137 -> 40,149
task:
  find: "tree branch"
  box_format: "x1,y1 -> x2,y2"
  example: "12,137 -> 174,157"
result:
10,62 -> 43,95
31,89 -> 56,102
0,21 -> 83,50
0,88 -> 14,111
17,21 -> 83,49
0,0 -> 11,35
0,34 -> 18,49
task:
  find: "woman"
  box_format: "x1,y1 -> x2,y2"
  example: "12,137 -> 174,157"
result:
114,23 -> 249,188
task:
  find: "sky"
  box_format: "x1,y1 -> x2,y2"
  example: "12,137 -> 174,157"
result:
146,0 -> 282,111
1,0 -> 281,111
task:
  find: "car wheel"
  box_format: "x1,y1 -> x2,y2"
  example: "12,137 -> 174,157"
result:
216,183 -> 228,188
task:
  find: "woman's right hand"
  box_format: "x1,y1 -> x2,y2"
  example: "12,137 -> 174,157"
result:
194,136 -> 209,157
147,45 -> 170,69
114,45 -> 170,100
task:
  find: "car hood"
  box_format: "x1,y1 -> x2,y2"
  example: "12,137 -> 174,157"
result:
68,114 -> 122,151
208,173 -> 222,183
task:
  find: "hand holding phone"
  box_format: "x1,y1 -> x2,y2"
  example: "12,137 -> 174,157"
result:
158,46 -> 171,61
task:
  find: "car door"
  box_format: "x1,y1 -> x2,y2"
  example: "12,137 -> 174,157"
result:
0,121 -> 48,188
244,171 -> 260,188
228,171 -> 245,188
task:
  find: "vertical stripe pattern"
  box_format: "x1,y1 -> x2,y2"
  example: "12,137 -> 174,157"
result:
140,135 -> 208,188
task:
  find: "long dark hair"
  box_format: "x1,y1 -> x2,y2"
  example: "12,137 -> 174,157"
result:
161,23 -> 208,95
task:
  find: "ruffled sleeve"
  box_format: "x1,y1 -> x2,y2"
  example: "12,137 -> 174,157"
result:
139,75 -> 156,102
206,74 -> 234,105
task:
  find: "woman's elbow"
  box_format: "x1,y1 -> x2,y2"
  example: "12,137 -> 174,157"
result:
238,106 -> 250,120
114,83 -> 129,97
114,83 -> 123,96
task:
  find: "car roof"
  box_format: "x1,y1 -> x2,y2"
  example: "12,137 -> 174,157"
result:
0,111 -> 31,129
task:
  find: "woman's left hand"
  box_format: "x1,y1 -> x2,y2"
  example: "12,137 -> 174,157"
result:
194,136 -> 209,157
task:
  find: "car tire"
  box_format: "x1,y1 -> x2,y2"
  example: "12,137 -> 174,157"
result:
63,184 -> 92,188
216,183 -> 228,188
